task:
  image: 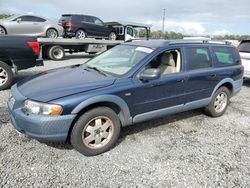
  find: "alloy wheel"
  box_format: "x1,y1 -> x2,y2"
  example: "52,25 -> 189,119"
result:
47,29 -> 58,38
214,92 -> 228,113
0,67 -> 8,86
82,116 -> 114,149
76,30 -> 86,39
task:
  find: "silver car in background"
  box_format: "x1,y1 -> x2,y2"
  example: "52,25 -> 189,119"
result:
0,14 -> 63,38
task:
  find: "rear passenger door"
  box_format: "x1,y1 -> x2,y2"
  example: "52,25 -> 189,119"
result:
184,46 -> 219,103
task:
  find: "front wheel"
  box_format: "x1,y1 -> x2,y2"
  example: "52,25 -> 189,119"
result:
109,32 -> 117,40
205,87 -> 230,117
0,61 -> 14,90
70,107 -> 121,156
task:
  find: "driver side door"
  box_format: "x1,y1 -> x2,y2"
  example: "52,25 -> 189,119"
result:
131,48 -> 187,121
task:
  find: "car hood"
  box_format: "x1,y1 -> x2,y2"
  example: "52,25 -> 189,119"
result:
17,65 -> 115,102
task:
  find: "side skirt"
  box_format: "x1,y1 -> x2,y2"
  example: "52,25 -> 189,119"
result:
132,98 -> 211,124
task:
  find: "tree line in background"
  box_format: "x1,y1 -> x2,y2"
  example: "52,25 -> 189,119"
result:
0,14 -> 249,41
137,29 -> 250,41
0,14 -> 11,19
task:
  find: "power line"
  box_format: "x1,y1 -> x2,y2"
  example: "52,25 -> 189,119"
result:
162,8 -> 166,34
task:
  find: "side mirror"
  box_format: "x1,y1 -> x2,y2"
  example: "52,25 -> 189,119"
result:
16,18 -> 22,23
139,68 -> 161,81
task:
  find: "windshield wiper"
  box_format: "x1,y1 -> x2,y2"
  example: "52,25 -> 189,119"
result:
87,66 -> 108,76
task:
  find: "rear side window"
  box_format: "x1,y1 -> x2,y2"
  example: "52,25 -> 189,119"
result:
186,47 -> 212,71
238,41 -> 250,53
60,16 -> 71,23
213,47 -> 239,66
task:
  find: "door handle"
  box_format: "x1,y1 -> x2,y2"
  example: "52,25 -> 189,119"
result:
177,79 -> 185,83
209,74 -> 216,78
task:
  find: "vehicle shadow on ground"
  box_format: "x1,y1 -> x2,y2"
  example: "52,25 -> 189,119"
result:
44,109 -> 203,151
243,79 -> 250,87
117,109 -> 203,145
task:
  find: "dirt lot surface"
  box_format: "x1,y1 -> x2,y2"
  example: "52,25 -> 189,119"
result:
0,56 -> 250,187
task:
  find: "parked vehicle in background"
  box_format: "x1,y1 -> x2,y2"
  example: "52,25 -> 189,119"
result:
238,40 -> 250,78
0,36 -> 43,90
59,14 -> 117,40
105,21 -> 151,41
8,40 -> 243,156
0,14 -> 63,38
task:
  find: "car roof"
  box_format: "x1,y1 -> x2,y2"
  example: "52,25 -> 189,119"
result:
8,14 -> 48,20
124,39 -> 234,49
62,14 -> 95,18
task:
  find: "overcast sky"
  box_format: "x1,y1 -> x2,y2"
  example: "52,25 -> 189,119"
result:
0,0 -> 249,35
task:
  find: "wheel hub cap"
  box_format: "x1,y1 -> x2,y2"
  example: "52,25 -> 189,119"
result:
82,116 -> 114,149
0,67 -> 8,86
214,92 -> 227,113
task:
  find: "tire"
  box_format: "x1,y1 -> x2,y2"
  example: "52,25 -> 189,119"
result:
48,46 -> 65,61
0,61 -> 14,90
75,29 -> 86,39
70,107 -> 121,156
205,86 -> 230,117
0,26 -> 6,35
109,32 -> 117,40
46,28 -> 58,38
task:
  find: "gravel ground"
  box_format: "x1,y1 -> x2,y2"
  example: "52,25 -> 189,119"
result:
1,57 -> 250,187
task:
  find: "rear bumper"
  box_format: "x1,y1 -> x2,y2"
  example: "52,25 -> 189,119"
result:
64,31 -> 76,38
8,85 -> 76,142
36,58 -> 43,66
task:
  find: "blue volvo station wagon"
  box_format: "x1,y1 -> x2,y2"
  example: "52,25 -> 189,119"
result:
8,40 -> 243,156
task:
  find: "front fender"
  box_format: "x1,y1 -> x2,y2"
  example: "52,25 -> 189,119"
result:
71,95 -> 132,126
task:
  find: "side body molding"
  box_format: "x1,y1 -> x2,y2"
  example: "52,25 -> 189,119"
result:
71,95 -> 132,126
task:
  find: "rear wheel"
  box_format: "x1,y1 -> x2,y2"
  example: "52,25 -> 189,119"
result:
205,87 -> 230,117
46,28 -> 58,38
0,26 -> 6,35
75,29 -> 86,39
0,61 -> 13,90
48,46 -> 65,61
70,107 -> 121,156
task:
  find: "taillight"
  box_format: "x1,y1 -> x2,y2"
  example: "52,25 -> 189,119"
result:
27,41 -> 40,55
65,22 -> 72,27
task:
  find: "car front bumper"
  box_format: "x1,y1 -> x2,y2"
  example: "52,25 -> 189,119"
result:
8,85 -> 76,142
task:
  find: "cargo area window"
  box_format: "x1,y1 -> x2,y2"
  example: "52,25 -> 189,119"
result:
186,47 -> 212,70
213,47 -> 239,66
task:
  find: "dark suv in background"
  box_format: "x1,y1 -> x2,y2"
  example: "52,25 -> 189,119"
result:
59,14 -> 117,40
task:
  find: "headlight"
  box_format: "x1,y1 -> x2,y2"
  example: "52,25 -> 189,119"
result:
22,100 -> 63,116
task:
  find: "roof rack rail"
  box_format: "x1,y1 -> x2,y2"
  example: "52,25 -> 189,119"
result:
168,40 -> 232,45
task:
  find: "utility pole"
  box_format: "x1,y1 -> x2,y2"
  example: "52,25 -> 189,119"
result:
162,8 -> 166,37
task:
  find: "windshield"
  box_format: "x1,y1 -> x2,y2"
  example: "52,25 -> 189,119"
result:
86,45 -> 153,76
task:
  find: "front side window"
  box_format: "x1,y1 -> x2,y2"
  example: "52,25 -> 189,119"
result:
127,27 -> 134,36
213,47 -> 239,66
145,49 -> 182,75
186,47 -> 212,70
86,45 -> 153,76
